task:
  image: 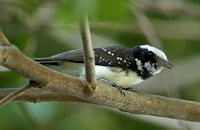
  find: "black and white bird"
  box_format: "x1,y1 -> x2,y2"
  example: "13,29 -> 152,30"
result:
0,45 -> 172,95
34,45 -> 172,94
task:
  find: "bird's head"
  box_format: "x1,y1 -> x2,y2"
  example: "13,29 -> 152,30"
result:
131,45 -> 173,79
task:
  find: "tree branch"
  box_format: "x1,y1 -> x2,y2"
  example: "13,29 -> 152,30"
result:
0,31 -> 200,122
0,83 -> 34,107
0,88 -> 92,104
79,13 -> 97,91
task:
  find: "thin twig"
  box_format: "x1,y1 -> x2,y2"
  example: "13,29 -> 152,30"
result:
0,83 -> 34,107
79,13 -> 97,91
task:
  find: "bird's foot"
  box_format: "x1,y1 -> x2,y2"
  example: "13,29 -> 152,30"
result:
97,77 -> 125,96
122,87 -> 133,91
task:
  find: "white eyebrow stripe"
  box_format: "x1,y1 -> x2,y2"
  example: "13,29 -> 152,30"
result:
140,45 -> 167,61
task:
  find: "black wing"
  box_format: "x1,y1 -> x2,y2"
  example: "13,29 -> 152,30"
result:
93,46 -> 133,67
34,46 -> 134,68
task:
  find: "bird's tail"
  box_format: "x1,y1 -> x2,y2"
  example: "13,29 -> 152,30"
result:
0,65 -> 10,71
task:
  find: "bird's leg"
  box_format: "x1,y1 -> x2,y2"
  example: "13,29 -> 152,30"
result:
97,77 -> 125,96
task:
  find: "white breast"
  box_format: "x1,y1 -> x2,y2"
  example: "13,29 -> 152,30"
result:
82,65 -> 143,87
46,62 -> 143,88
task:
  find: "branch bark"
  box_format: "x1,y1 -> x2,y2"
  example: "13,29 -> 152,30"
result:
0,31 -> 200,122
79,13 -> 97,91
0,88 -> 92,104
0,83 -> 34,107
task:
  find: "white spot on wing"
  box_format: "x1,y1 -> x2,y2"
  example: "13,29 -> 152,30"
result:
102,48 -> 107,52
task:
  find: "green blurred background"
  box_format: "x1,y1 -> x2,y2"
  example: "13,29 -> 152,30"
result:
0,0 -> 200,129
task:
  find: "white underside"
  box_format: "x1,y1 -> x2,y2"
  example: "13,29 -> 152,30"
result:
47,62 -> 143,87
89,66 -> 143,87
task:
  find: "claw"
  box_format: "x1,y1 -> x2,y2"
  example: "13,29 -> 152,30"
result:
122,87 -> 133,91
98,77 -> 126,96
112,84 -> 125,96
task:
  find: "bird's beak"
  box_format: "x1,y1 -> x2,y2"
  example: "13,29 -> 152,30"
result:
158,58 -> 173,69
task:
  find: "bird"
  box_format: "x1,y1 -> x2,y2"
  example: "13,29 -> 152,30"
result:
33,45 -> 173,95
0,45 -> 172,95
